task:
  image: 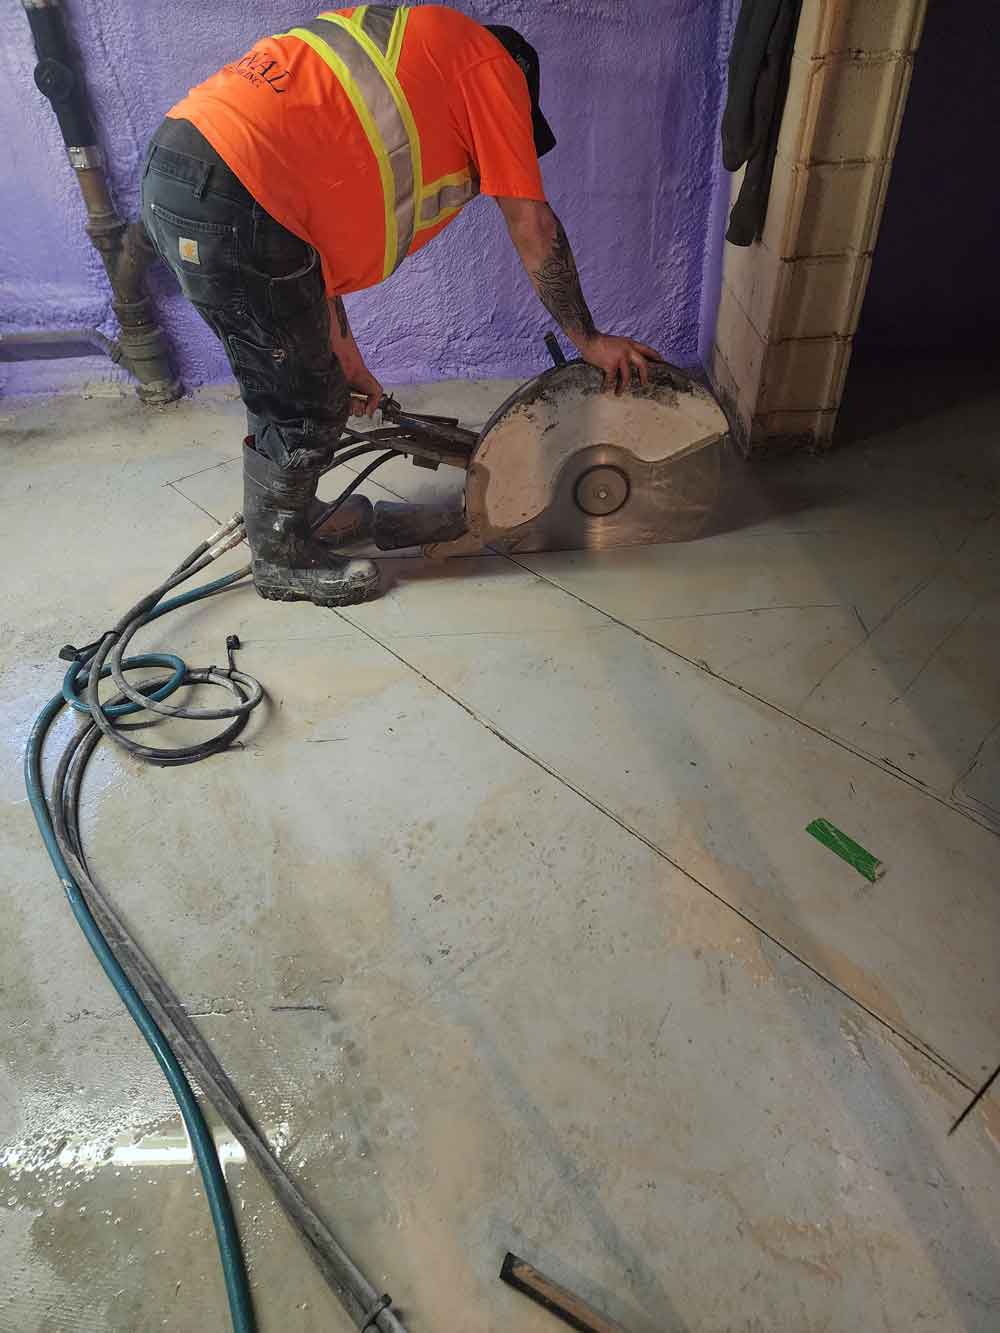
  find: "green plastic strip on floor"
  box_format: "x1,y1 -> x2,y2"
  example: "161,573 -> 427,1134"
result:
806,818 -> 885,883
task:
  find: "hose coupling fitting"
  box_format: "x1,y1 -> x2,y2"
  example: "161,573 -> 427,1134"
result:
206,524 -> 247,561
204,513 -> 245,547
58,630 -> 116,663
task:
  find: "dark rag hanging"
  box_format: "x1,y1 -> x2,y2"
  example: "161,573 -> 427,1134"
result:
722,0 -> 803,246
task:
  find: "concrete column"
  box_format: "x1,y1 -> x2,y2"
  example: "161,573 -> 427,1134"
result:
710,0 -> 928,452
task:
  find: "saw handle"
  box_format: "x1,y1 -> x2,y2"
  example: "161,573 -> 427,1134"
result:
544,332 -> 567,367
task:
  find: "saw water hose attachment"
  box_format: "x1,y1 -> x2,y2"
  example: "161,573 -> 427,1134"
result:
24,450 -> 408,1332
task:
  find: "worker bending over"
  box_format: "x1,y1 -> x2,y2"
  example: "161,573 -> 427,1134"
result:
142,5 -> 660,607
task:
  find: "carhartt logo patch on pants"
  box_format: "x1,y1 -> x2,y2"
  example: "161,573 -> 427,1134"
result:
179,237 -> 200,264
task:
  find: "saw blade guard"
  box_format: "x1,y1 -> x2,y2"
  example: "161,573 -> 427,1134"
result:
425,361 -> 730,558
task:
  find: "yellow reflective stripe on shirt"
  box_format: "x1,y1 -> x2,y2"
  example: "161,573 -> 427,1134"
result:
419,168 -> 478,228
423,168 -> 474,190
289,10 -> 472,272
385,7 -> 409,72
360,5 -> 394,55
318,6 -> 401,61
284,26 -> 397,279
318,11 -> 422,273
419,201 -> 463,230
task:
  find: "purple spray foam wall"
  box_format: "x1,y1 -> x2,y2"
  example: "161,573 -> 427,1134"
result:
0,0 -> 735,397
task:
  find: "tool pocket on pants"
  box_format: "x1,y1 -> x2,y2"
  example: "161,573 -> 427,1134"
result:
146,201 -> 244,312
226,334 -> 289,395
261,246 -> 326,329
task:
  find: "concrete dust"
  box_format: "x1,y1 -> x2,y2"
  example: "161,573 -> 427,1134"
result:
748,1215 -> 900,1286
665,883 -> 776,989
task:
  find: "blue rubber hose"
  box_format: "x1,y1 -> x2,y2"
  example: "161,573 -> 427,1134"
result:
63,652 -> 186,716
61,569 -> 249,718
27,475 -> 401,1329
25,603 -> 256,1332
149,568 -> 250,620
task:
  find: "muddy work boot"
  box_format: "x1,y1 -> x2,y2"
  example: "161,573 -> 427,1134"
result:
373,498 -> 467,551
242,442 -> 380,607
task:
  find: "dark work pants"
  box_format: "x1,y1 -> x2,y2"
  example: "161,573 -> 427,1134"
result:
140,118 -> 348,469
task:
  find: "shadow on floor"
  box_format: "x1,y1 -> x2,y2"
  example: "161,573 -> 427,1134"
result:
836,346 -> 1000,456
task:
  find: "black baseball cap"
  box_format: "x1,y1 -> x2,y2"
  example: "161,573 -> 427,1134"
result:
485,24 -> 557,158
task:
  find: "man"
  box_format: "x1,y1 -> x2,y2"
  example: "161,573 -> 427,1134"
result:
142,5 -> 660,608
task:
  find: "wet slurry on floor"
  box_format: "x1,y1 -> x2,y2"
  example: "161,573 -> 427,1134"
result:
1,381 -> 998,1330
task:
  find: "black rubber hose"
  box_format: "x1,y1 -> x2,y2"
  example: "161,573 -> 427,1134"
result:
78,542 -> 261,763
33,502 -> 409,1332
311,450 -> 398,534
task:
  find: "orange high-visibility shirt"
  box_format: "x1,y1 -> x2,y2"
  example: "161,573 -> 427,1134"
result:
168,5 -> 547,296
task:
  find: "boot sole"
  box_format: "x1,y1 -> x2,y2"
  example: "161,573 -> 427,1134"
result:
254,582 -> 380,608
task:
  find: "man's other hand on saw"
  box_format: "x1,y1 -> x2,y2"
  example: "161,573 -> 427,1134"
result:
497,198 -> 663,393
577,332 -> 664,394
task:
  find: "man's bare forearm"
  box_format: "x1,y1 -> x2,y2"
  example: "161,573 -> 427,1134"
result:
496,196 -> 660,389
326,295 -> 383,414
329,295 -> 359,367
529,216 -> 597,346
497,199 -> 597,349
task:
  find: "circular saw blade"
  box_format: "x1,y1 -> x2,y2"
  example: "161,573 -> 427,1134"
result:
574,465 -> 630,516
426,361 -> 730,558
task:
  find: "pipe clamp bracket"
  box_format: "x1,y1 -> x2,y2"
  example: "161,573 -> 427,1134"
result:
67,144 -> 104,170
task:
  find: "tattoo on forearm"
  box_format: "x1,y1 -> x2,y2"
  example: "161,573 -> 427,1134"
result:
531,217 -> 597,341
333,297 -> 349,339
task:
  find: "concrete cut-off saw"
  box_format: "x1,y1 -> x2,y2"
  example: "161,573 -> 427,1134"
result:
339,338 -> 731,556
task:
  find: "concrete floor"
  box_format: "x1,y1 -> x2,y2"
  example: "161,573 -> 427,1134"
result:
1,361 -> 998,1332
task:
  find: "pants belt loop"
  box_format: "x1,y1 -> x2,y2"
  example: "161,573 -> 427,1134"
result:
193,162 -> 212,199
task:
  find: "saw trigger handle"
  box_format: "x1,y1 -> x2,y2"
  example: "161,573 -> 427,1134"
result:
544,332 -> 567,368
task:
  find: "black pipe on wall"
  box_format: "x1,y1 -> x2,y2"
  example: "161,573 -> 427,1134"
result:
27,0 -> 97,148
21,0 -> 182,404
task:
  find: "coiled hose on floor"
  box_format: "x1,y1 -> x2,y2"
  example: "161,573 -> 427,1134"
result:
24,445 -> 408,1333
